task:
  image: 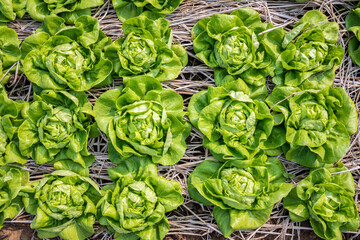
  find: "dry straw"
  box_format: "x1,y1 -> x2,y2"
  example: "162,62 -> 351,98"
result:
3,0 -> 360,239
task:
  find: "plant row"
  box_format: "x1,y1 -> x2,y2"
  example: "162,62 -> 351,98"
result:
0,3 -> 359,240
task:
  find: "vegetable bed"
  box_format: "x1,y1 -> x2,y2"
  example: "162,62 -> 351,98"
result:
1,0 -> 360,239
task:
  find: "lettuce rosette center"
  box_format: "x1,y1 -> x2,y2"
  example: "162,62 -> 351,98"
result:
43,180 -> 86,219
46,42 -> 94,85
118,181 -> 162,232
221,168 -> 261,198
115,101 -> 166,147
122,33 -> 156,71
216,28 -> 258,75
39,107 -> 76,149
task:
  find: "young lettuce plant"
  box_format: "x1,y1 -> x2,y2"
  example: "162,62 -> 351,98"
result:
0,0 -> 26,22
20,170 -> 102,240
0,26 -> 21,85
18,90 -> 96,174
98,157 -> 184,240
273,10 -> 344,89
0,86 -> 28,165
113,0 -> 183,22
188,157 -> 292,237
22,15 -> 113,92
346,2 -> 360,67
192,8 -> 284,98
26,0 -> 104,24
0,165 -> 29,229
266,86 -> 358,168
94,76 -> 191,165
105,15 -> 187,82
188,80 -> 282,162
284,163 -> 360,240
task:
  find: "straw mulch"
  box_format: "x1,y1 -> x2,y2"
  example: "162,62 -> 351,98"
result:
2,0 -> 360,239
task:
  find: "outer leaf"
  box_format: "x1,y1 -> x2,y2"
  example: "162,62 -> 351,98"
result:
0,0 -> 26,22
0,86 -> 27,165
0,166 -> 29,229
0,26 -> 21,85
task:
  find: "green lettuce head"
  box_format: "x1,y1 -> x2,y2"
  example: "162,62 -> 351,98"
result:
18,90 -> 96,173
346,2 -> 360,67
20,170 -> 102,240
105,15 -> 187,82
188,80 -> 280,162
0,26 -> 21,85
0,166 -> 29,229
0,86 -> 28,166
22,15 -> 113,92
266,86 -> 358,168
113,0 -> 183,22
26,0 -> 104,24
188,157 -> 292,237
284,163 -> 360,240
274,10 -> 344,89
98,157 -> 183,240
94,76 -> 191,165
192,8 -> 284,97
0,0 -> 26,22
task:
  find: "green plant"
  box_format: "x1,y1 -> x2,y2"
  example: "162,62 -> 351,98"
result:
273,10 -> 344,89
18,90 -> 96,174
284,163 -> 360,240
98,157 -> 183,240
20,170 -> 102,240
105,15 -> 187,82
0,26 -> 21,84
266,86 -> 358,168
22,15 -> 113,92
188,80 -> 280,162
26,0 -> 104,24
112,0 -> 183,22
0,86 -> 28,165
346,2 -> 360,67
0,165 -> 29,229
0,0 -> 26,22
188,157 -> 292,237
192,8 -> 284,98
94,76 -> 191,165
